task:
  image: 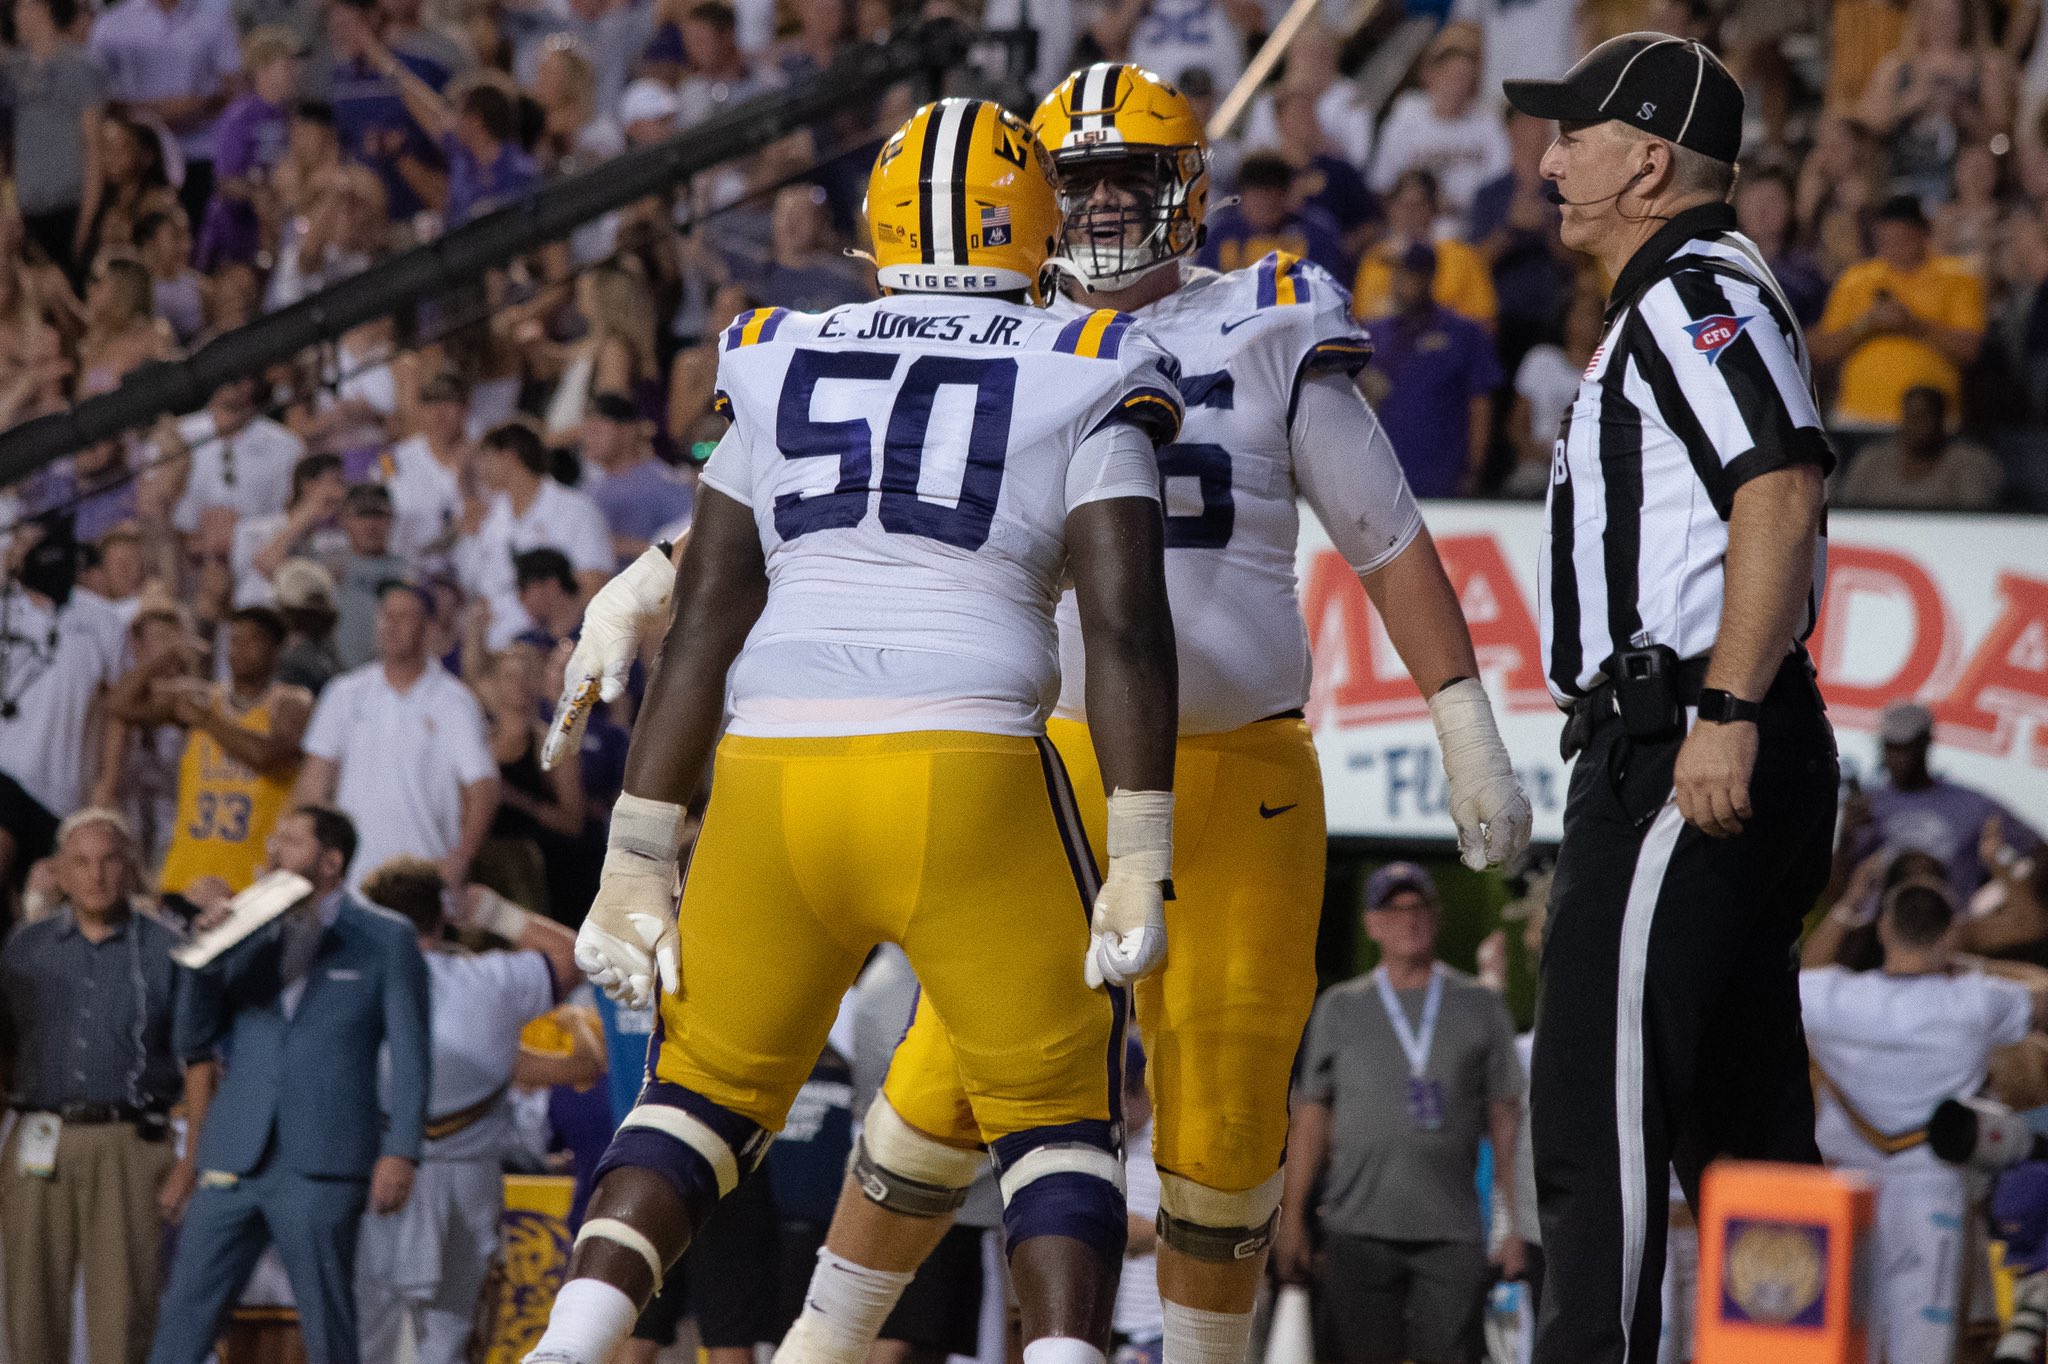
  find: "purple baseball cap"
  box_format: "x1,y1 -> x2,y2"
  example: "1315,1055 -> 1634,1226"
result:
1366,861 -> 1439,910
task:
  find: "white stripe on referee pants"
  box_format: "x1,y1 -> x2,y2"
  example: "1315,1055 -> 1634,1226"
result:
1615,798 -> 1686,1358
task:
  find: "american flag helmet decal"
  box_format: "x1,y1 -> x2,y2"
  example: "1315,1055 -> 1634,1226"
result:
980,204 -> 1012,247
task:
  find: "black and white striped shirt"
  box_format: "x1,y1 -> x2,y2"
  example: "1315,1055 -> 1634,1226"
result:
1538,203 -> 1835,703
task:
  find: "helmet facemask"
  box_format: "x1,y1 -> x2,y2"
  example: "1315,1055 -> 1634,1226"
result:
1053,144 -> 1206,291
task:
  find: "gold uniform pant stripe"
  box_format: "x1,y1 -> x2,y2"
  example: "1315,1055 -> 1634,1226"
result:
884,716 -> 1327,1193
656,731 -> 1116,1142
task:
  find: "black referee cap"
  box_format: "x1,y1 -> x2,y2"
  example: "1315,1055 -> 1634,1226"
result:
1504,32 -> 1745,164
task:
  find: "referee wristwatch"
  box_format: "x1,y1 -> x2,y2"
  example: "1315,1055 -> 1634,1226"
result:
1696,689 -> 1761,725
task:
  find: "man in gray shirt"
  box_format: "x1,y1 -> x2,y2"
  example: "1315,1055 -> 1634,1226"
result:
327,482 -> 410,670
1275,862 -> 1525,1364
0,0 -> 108,280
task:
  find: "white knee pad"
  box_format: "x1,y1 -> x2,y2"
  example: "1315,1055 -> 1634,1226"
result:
851,1096 -> 986,1217
574,1216 -> 666,1284
618,1102 -> 746,1196
995,1142 -> 1126,1203
995,1135 -> 1127,1261
1156,1169 -> 1284,1262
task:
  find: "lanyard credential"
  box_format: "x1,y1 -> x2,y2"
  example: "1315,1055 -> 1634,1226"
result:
1374,963 -> 1444,1075
1376,964 -> 1448,1131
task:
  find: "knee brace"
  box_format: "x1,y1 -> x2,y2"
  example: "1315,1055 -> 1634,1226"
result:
1155,1169 -> 1283,1262
991,1121 -> 1127,1264
594,1080 -> 771,1228
850,1095 -> 986,1217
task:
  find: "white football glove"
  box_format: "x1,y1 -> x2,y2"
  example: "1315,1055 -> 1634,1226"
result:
541,543 -> 678,770
1085,789 -> 1173,990
1429,677 -> 1533,870
576,792 -> 685,1009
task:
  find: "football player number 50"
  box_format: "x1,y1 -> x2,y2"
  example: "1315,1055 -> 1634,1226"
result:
774,348 -> 1016,551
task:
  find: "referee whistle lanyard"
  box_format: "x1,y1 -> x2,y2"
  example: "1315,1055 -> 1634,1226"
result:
1376,963 -> 1447,1131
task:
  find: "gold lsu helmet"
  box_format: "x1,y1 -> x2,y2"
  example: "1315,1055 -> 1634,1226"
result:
1033,64 -> 1210,289
866,98 -> 1063,305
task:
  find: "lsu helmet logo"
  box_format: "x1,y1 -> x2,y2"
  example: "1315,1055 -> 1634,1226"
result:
1683,314 -> 1752,366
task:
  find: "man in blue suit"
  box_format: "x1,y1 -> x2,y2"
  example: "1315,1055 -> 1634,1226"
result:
149,805 -> 432,1364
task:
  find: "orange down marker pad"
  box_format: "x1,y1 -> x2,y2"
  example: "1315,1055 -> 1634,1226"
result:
1697,1160 -> 1876,1364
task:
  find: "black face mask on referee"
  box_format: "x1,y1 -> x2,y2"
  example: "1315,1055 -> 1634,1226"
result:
1504,33 -> 1842,1364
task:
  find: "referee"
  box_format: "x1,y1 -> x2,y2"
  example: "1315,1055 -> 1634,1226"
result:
1504,35 -> 1840,1364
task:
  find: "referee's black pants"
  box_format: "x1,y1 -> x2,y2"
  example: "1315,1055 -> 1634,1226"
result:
1530,664 -> 1837,1364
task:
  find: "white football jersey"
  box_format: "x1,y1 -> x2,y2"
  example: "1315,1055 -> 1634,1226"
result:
1054,253 -> 1422,734
701,294 -> 1181,738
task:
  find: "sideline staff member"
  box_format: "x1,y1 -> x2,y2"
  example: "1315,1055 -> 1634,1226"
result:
1505,34 -> 1840,1364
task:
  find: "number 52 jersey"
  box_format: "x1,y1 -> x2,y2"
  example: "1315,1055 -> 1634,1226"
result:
699,294 -> 1184,739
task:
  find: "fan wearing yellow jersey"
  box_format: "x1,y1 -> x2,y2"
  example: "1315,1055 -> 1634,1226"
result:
519,98 -> 1184,1364
148,607 -> 310,894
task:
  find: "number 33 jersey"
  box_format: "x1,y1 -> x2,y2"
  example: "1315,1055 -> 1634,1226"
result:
700,293 -> 1182,739
1053,252 -> 1423,735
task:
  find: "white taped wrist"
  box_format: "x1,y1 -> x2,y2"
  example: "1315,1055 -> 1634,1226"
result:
608,793 -> 686,867
1106,788 -> 1173,884
1429,678 -> 1508,766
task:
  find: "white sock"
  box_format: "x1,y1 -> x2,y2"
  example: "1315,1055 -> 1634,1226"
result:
773,1249 -> 918,1364
1023,1337 -> 1107,1364
1161,1301 -> 1255,1364
522,1277 -> 640,1364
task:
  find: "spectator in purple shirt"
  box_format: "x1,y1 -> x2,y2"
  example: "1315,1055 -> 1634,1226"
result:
21,439 -> 139,546
1366,242 -> 1502,498
318,0 -> 452,223
512,548 -> 589,655
1467,110 -> 1575,368
1836,701 -> 2045,909
198,27 -> 300,271
580,393 -> 693,564
1733,165 -> 1830,328
1269,86 -> 1377,261
434,83 -> 539,226
342,7 -> 539,230
1197,151 -> 1350,279
730,184 -> 870,317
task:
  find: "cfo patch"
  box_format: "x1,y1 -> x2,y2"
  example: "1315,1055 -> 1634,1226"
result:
1682,314 -> 1753,366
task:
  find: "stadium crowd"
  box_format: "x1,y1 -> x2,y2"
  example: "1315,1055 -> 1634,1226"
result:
2,0 -> 2048,1360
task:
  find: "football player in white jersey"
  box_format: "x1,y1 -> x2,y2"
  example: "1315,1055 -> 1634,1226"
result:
519,97 -> 1185,1364
547,66 -> 1532,1364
